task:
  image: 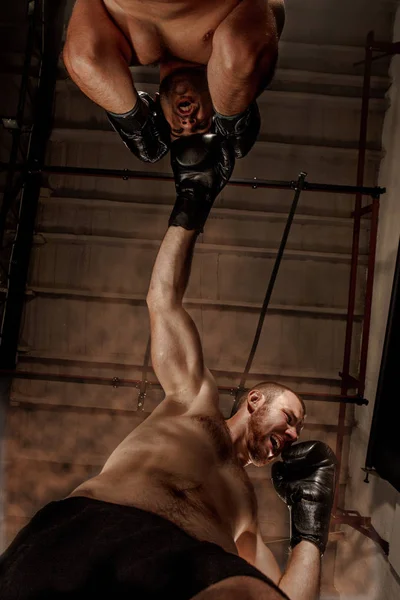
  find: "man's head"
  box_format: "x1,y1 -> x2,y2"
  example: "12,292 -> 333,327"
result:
229,381 -> 305,467
159,67 -> 214,139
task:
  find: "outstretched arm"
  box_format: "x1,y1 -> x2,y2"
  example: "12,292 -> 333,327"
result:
63,0 -> 137,114
146,133 -> 234,412
208,0 -> 285,115
147,227 -> 218,413
64,0 -> 170,164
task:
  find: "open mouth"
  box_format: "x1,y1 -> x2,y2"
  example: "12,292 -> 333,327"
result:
270,434 -> 284,456
176,98 -> 197,116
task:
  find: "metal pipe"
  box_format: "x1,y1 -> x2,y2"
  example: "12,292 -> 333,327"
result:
358,196 -> 380,397
333,31 -> 374,516
0,163 -> 386,197
0,369 -> 366,404
232,172 -> 307,414
0,1 -> 68,370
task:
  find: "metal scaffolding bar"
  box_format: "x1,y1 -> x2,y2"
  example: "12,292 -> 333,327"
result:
0,1 -> 67,370
358,195 -> 380,397
232,172 -> 307,413
331,31 -> 400,555
0,162 -> 386,197
0,1 -> 38,250
0,368 -> 367,404
333,31 -> 376,516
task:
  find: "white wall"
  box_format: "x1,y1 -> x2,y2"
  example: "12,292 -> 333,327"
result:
335,6 -> 400,599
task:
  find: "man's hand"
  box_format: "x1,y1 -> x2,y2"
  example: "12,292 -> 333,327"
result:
271,441 -> 337,555
213,102 -> 261,159
169,133 -> 235,233
107,92 -> 170,163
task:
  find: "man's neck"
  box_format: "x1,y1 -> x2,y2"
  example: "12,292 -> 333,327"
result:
159,59 -> 206,83
226,415 -> 251,467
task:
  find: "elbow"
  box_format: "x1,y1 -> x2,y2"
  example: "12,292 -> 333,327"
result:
146,289 -> 161,311
146,286 -> 175,312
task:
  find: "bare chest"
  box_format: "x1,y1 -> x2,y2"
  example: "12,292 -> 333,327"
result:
103,0 -> 240,65
70,413 -> 257,551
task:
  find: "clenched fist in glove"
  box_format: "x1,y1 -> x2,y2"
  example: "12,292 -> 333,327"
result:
213,101 -> 261,159
169,133 -> 235,233
107,92 -> 170,163
272,440 -> 337,555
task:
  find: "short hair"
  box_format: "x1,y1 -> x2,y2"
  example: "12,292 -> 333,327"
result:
230,381 -> 305,416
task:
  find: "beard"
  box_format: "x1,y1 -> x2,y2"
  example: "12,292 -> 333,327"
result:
247,403 -> 272,467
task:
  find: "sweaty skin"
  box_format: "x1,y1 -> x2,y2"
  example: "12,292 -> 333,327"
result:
63,0 -> 285,134
68,227 -> 306,589
102,0 -> 240,66
69,391 -> 304,556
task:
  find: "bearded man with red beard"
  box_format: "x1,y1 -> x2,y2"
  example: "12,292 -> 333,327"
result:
0,112 -> 337,600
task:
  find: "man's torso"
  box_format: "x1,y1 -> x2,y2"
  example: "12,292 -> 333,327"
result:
102,0 -> 242,65
69,401 -> 257,554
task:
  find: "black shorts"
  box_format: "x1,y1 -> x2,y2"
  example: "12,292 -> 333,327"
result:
0,496 -> 288,599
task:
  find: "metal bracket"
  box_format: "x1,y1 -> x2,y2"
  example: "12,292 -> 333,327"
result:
354,395 -> 369,406
339,372 -> 359,388
352,204 -> 373,218
361,467 -> 381,483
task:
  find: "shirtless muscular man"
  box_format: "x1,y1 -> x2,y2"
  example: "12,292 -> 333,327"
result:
0,136 -> 337,599
63,0 -> 285,163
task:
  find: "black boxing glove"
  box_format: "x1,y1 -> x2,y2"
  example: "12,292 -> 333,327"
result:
169,133 -> 235,233
107,92 -> 170,163
271,441 -> 337,556
213,101 -> 261,159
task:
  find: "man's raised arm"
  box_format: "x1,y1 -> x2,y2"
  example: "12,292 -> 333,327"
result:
146,134 -> 235,410
208,0 -> 285,116
208,1 -> 285,158
64,0 -> 170,163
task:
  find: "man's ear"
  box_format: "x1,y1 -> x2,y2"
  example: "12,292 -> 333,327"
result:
247,389 -> 262,414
